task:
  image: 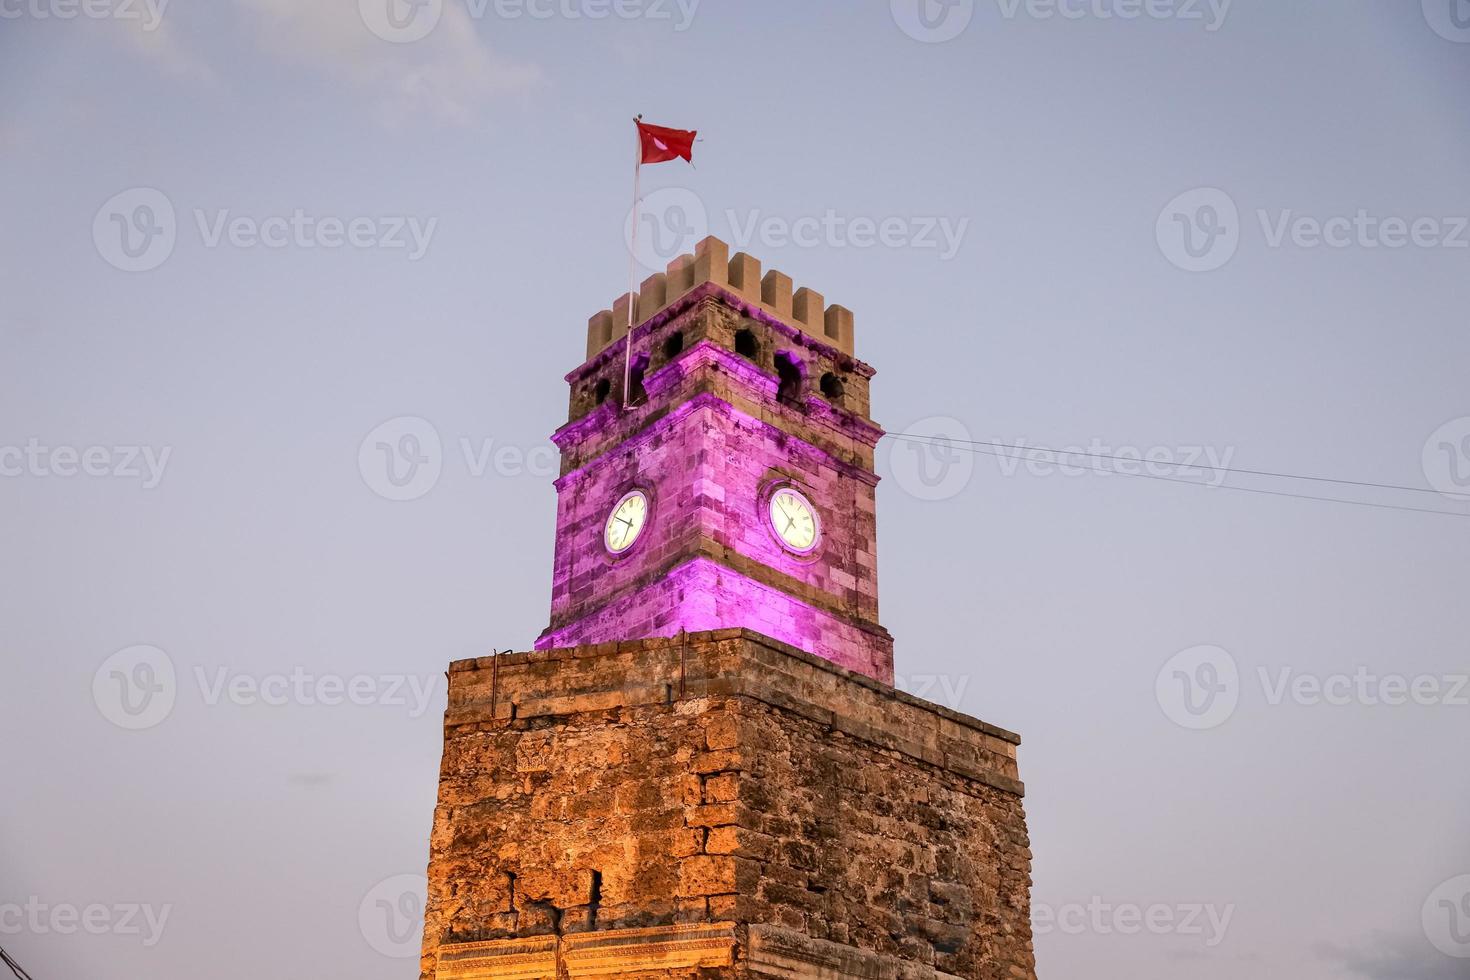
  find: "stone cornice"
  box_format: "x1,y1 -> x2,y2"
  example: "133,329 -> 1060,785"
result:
444,629 -> 1025,798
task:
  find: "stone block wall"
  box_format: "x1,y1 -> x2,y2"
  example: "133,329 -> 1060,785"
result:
421,630 -> 1035,980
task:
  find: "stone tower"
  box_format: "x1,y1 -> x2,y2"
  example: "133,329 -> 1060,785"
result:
420,239 -> 1037,980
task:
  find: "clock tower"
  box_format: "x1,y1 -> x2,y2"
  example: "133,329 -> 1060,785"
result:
535,235 -> 894,683
418,237 -> 1037,980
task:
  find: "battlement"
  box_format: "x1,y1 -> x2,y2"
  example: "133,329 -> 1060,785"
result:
585,236 -> 856,360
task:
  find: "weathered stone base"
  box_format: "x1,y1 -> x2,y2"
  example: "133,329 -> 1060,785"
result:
434,922 -> 971,980
436,922 -> 738,979
421,629 -> 1035,980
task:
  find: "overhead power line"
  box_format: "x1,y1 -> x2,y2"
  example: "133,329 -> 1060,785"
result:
883,433 -> 1470,520
0,946 -> 36,980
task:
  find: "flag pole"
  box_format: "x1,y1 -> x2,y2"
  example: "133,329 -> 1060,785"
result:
623,115 -> 643,409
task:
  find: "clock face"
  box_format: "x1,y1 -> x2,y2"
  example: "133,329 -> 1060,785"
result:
769,487 -> 820,554
604,490 -> 649,554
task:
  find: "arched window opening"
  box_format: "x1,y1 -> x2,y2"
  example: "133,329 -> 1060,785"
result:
775,351 -> 805,406
628,353 -> 650,405
734,329 -> 759,361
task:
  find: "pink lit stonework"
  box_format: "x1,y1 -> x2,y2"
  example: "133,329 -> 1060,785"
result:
534,237 -> 894,684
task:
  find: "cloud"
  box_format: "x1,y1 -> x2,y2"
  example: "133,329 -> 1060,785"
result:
234,0 -> 542,127
1316,933 -> 1469,980
111,7 -> 217,81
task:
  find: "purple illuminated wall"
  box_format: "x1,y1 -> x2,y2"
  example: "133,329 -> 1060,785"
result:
535,255 -> 893,684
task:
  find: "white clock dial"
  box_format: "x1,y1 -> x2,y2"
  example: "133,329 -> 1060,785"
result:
604,490 -> 649,554
769,487 -> 820,554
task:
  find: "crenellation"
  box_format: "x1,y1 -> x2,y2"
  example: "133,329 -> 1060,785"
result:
727,250 -> 761,298
637,272 -> 667,321
586,310 -> 614,359
824,304 -> 854,352
693,236 -> 729,287
666,253 -> 695,295
582,237 -> 857,359
792,287 -> 823,332
760,269 -> 793,320
611,292 -> 632,341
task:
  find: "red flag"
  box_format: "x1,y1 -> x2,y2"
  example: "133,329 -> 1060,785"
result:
637,120 -> 697,165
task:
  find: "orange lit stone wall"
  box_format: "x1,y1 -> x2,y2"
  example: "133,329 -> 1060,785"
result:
420,630 -> 1036,980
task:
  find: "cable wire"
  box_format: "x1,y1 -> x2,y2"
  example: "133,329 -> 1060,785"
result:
887,433 -> 1470,499
0,946 -> 36,980
884,433 -> 1470,519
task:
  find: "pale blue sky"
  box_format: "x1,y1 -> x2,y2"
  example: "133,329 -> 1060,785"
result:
3,2 -> 1469,978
